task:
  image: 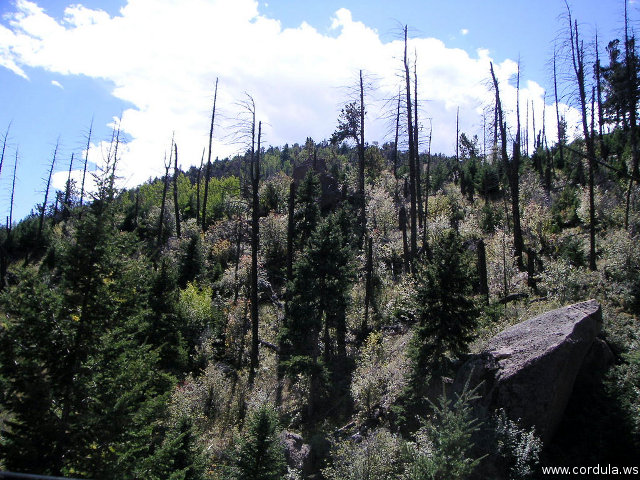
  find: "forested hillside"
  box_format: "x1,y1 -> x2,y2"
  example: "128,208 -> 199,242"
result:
1,10 -> 639,480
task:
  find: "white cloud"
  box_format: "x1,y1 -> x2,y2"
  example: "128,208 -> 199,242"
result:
1,0 -> 575,191
460,28 -> 469,35
51,79 -> 63,88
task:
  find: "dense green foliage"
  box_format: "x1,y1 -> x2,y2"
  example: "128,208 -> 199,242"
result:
1,13 -> 640,478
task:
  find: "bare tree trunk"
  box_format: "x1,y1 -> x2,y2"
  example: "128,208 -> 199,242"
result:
414,55 -> 423,231
490,62 -> 524,270
512,64 -> 525,270
249,119 -> 261,386
624,0 -> 639,230
567,7 -> 597,270
173,141 -> 181,238
80,119 -> 92,207
1,149 -> 18,291
553,49 -> 565,169
9,149 -> 17,232
393,88 -> 401,180
0,122 -> 10,178
63,153 -> 74,219
422,122 -> 432,250
38,139 -> 59,241
404,26 -> 417,263
202,78 -> 219,232
358,70 -> 366,243
157,155 -> 170,247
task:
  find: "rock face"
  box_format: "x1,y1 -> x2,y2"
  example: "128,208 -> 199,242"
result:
280,431 -> 312,475
456,300 -> 605,443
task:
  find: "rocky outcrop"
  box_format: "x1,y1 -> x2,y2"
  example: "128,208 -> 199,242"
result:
280,431 -> 312,475
456,300 -> 609,442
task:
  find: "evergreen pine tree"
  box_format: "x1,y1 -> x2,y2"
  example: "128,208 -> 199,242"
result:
293,170 -> 321,249
228,405 -> 286,480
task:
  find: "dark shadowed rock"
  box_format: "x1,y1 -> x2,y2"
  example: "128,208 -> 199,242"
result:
456,300 -> 603,443
280,431 -> 312,475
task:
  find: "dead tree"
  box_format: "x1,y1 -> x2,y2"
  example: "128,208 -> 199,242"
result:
423,121 -> 432,249
553,48 -> 565,170
173,140 -> 181,238
0,122 -> 10,179
202,77 -> 219,232
490,62 -> 524,271
157,153 -> 171,247
404,25 -> 418,263
80,119 -> 93,207
9,149 -> 18,232
63,153 -> 74,219
567,5 -> 597,270
38,139 -> 59,240
393,87 -> 401,180
414,54 -> 423,230
249,111 -> 262,385
623,0 -> 639,230
1,149 -> 18,290
332,70 -> 367,243
359,69 -> 366,242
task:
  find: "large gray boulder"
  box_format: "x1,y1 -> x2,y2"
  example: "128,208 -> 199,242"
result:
456,300 -> 605,443
280,431 -> 312,475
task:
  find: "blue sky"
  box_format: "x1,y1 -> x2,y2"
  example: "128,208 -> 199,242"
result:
0,0 -> 633,222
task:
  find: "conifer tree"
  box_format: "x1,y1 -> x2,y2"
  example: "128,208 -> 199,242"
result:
228,405 -> 286,480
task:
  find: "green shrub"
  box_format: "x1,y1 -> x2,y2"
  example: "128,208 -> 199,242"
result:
322,428 -> 402,480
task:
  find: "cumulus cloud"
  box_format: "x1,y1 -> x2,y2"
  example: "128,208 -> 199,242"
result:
460,28 -> 469,35
51,79 -> 63,88
0,0 -> 575,191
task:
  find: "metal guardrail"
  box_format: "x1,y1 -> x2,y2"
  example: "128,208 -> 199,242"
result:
0,471 -> 89,480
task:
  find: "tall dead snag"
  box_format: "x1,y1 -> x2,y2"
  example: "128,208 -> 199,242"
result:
202,77 -> 219,232
332,71 -> 367,243
553,48 -> 565,171
359,69 -> 366,243
490,62 -> 524,271
9,149 -> 18,232
595,32 -> 605,151
1,149 -> 18,291
404,26 -> 417,263
567,6 -> 597,270
63,153 -> 74,219
173,141 -> 181,238
393,87 -> 401,180
249,115 -> 261,386
414,54 -> 423,230
0,122 -> 10,179
623,0 -> 639,230
80,118 -> 92,207
38,139 -> 59,241
157,153 -> 171,247
422,122 -> 432,249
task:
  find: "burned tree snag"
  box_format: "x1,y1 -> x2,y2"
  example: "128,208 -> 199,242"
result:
202,78 -> 219,232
